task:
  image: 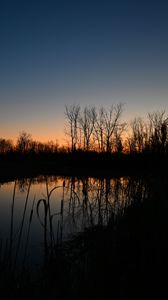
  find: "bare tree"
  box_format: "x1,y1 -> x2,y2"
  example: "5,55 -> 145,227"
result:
93,107 -> 105,152
130,117 -> 146,152
0,138 -> 13,153
161,121 -> 168,149
16,131 -> 32,153
128,111 -> 168,153
103,103 -> 124,153
65,104 -> 80,152
148,111 -> 168,151
113,122 -> 126,153
79,106 -> 96,151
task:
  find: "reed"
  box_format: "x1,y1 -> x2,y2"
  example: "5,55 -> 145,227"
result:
9,180 -> 16,267
36,179 -> 65,261
13,179 -> 32,271
22,196 -> 35,267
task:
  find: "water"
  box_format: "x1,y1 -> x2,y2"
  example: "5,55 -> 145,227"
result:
0,175 -> 145,270
1,174 -> 168,299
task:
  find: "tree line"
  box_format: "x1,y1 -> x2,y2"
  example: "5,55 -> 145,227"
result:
0,133 -> 62,155
0,104 -> 168,155
65,104 -> 168,154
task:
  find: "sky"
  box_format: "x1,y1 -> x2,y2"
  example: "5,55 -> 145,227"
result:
1,0 -> 168,143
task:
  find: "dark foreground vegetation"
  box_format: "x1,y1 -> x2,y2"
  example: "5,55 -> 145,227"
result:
0,175 -> 168,299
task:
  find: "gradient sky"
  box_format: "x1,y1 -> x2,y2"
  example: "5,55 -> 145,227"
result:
1,0 -> 168,143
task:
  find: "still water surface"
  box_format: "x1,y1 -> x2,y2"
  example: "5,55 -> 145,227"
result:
0,175 -> 145,269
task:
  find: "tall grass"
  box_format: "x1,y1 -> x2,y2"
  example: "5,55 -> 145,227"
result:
36,178 -> 65,262
13,179 -> 32,271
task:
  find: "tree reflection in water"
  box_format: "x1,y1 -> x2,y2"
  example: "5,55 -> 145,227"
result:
0,175 -> 149,274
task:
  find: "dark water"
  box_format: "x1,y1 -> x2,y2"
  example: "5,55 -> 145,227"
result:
0,175 -> 148,269
1,174 -> 168,300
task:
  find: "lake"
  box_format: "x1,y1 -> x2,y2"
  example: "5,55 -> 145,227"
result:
1,174 -> 168,299
0,175 -> 145,270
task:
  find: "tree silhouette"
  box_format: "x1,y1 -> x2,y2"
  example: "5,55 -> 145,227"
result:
16,131 -> 32,154
79,106 -> 96,151
65,104 -> 80,152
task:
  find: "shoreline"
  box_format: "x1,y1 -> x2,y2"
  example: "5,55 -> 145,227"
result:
0,153 -> 167,182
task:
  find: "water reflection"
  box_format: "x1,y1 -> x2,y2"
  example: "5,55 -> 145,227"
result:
0,175 -> 148,270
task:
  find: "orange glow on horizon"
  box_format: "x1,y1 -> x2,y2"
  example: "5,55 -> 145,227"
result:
1,130 -> 67,146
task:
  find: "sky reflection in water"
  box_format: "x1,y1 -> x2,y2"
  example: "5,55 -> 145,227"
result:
0,175 -> 139,268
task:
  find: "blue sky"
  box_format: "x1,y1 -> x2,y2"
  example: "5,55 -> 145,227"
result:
0,0 -> 168,142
